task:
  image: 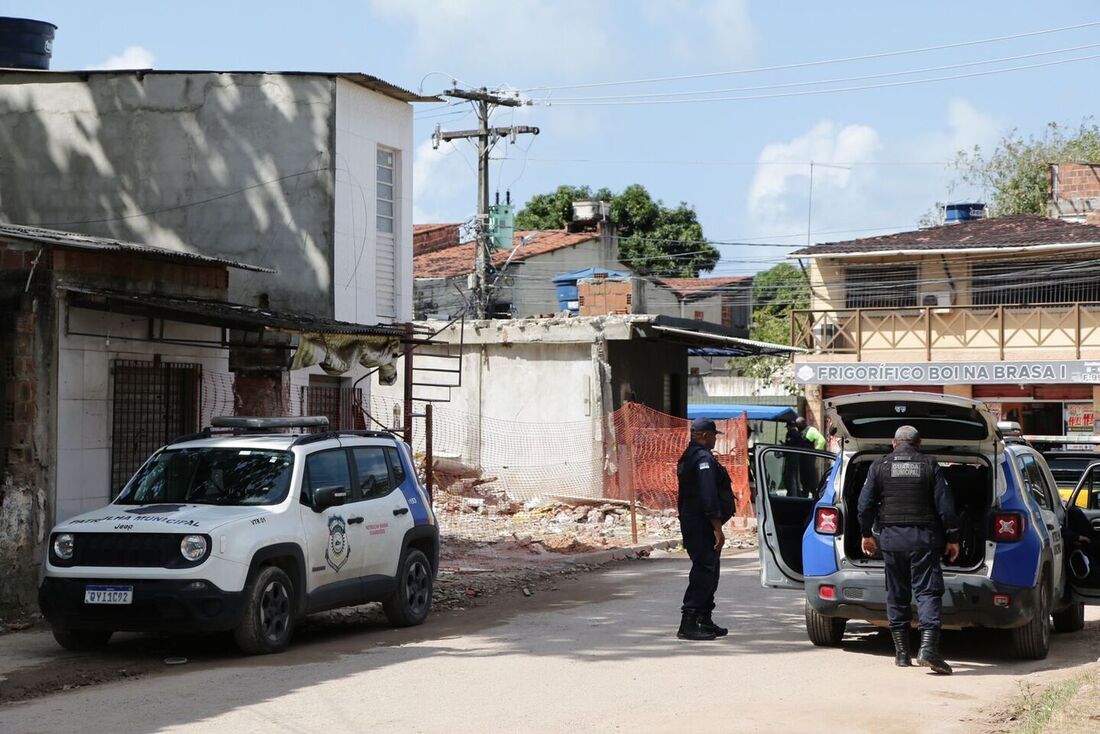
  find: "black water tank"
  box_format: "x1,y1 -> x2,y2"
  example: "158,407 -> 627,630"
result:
0,17 -> 56,70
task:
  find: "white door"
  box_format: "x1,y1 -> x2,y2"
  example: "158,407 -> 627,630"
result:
299,448 -> 364,595
755,446 -> 836,589
1066,463 -> 1100,604
350,445 -> 411,578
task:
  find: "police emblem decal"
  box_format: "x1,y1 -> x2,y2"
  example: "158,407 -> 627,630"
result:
326,515 -> 350,572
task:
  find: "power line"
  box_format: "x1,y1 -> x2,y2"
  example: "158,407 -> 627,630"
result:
518,157 -> 950,167
519,19 -> 1100,92
542,52 -> 1100,106
543,41 -> 1100,102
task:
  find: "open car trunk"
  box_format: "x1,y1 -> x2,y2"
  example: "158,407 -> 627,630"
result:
841,452 -> 993,571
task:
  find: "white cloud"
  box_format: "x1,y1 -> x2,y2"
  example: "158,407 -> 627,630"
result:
744,98 -> 1004,246
412,137 -> 477,223
369,0 -> 614,80
89,45 -> 155,70
643,0 -> 754,68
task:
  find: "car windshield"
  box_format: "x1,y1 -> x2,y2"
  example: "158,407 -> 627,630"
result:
116,448 -> 295,506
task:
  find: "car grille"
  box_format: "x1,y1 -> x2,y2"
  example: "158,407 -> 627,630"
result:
67,533 -> 187,568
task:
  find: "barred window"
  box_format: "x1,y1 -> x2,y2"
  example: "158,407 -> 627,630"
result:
844,265 -> 917,309
971,259 -> 1100,305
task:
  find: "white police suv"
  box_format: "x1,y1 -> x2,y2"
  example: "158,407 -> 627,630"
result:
755,392 -> 1098,660
39,417 -> 438,655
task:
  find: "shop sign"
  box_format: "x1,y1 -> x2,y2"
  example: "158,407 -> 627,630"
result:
795,360 -> 1100,385
1067,403 -> 1095,431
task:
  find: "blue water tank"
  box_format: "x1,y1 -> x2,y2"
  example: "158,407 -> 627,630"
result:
0,17 -> 56,70
945,203 -> 986,223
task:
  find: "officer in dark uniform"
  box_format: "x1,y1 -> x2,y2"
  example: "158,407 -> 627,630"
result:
676,417 -> 735,641
857,425 -> 960,674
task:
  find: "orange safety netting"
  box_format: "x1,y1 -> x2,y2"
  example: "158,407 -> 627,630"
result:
606,402 -> 752,517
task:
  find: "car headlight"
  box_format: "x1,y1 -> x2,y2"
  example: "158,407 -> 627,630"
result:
180,535 -> 209,562
53,533 -> 74,560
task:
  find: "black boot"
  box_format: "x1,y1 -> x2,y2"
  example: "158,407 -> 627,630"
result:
916,629 -> 952,675
677,612 -> 717,641
890,628 -> 912,667
699,613 -> 729,637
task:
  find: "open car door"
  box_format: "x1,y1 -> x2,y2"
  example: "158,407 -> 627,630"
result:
755,445 -> 836,589
1066,462 -> 1100,604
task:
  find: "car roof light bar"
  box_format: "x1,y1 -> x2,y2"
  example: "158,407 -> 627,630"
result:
210,416 -> 331,430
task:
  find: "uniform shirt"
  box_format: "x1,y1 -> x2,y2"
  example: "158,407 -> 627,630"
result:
857,447 -> 960,551
803,426 -> 827,451
677,442 -> 724,520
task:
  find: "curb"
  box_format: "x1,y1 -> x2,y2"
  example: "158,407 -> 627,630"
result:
556,539 -> 683,568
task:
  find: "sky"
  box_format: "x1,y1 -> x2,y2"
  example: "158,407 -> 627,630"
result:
4,0 -> 1100,276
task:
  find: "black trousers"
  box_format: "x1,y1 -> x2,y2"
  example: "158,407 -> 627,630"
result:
680,513 -> 720,615
882,547 -> 944,632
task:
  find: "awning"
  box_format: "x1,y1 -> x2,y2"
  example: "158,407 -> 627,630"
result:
61,285 -> 410,381
688,403 -> 799,422
643,318 -> 803,357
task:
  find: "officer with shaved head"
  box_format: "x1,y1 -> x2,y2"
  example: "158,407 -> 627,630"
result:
858,425 -> 961,674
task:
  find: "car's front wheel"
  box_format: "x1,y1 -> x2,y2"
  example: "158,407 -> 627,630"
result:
234,565 -> 295,655
52,627 -> 113,651
805,602 -> 846,646
383,548 -> 433,627
1052,601 -> 1085,633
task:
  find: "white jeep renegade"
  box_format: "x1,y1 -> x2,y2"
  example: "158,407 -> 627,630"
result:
39,417 -> 438,655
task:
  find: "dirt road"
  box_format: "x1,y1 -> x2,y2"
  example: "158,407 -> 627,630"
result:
2,552 -> 1098,733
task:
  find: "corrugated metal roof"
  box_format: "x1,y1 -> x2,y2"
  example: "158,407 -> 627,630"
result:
0,69 -> 441,103
0,222 -> 274,272
0,224 -> 273,272
61,285 -> 408,337
791,215 -> 1100,257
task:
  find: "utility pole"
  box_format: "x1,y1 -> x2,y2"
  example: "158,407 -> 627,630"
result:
434,88 -> 539,318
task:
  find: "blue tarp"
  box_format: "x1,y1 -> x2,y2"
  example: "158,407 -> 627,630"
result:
551,267 -> 629,283
687,403 -> 799,422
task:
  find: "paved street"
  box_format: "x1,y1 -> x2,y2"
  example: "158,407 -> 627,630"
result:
2,552 -> 1099,734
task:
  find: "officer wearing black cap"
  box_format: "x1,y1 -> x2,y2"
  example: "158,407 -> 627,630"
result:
857,425 -> 960,674
676,417 -> 735,640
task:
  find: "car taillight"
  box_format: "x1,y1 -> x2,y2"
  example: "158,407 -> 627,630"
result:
819,585 -> 837,601
814,507 -> 840,535
991,512 -> 1025,542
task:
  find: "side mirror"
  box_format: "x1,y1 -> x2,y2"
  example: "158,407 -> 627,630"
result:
312,485 -> 348,513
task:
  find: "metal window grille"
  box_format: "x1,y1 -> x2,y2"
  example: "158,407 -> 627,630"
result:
110,360 -> 201,496
844,265 -> 918,309
972,258 -> 1100,305
300,386 -> 366,431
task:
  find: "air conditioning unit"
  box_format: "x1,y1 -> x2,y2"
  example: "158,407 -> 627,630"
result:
920,291 -> 953,308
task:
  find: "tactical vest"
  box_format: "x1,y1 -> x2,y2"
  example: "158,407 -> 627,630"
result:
876,448 -> 938,526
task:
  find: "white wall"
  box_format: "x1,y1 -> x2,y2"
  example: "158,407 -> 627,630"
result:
55,306 -> 230,522
334,79 -> 415,325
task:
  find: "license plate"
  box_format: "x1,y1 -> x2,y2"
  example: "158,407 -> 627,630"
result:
84,585 -> 133,605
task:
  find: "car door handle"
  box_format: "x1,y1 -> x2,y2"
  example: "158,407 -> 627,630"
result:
347,517 -> 364,524
393,507 -> 409,516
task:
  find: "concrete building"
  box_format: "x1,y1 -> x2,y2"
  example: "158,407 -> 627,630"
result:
413,222 -> 628,319
642,276 -> 752,328
789,214 -> 1100,437
0,69 -> 435,323
373,314 -> 791,500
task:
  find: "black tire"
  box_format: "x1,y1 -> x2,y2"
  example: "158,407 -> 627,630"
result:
805,602 -> 846,646
233,565 -> 295,655
1012,573 -> 1052,660
52,627 -> 113,651
383,549 -> 433,627
1052,601 -> 1085,633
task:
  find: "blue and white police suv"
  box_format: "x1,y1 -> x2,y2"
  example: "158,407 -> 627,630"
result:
755,392 -> 1099,660
39,417 -> 438,655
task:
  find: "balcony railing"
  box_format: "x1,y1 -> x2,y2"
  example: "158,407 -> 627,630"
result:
791,303 -> 1100,360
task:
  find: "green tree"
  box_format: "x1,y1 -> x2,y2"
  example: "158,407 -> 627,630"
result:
731,262 -> 809,390
515,183 -> 718,277
953,121 -> 1100,216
